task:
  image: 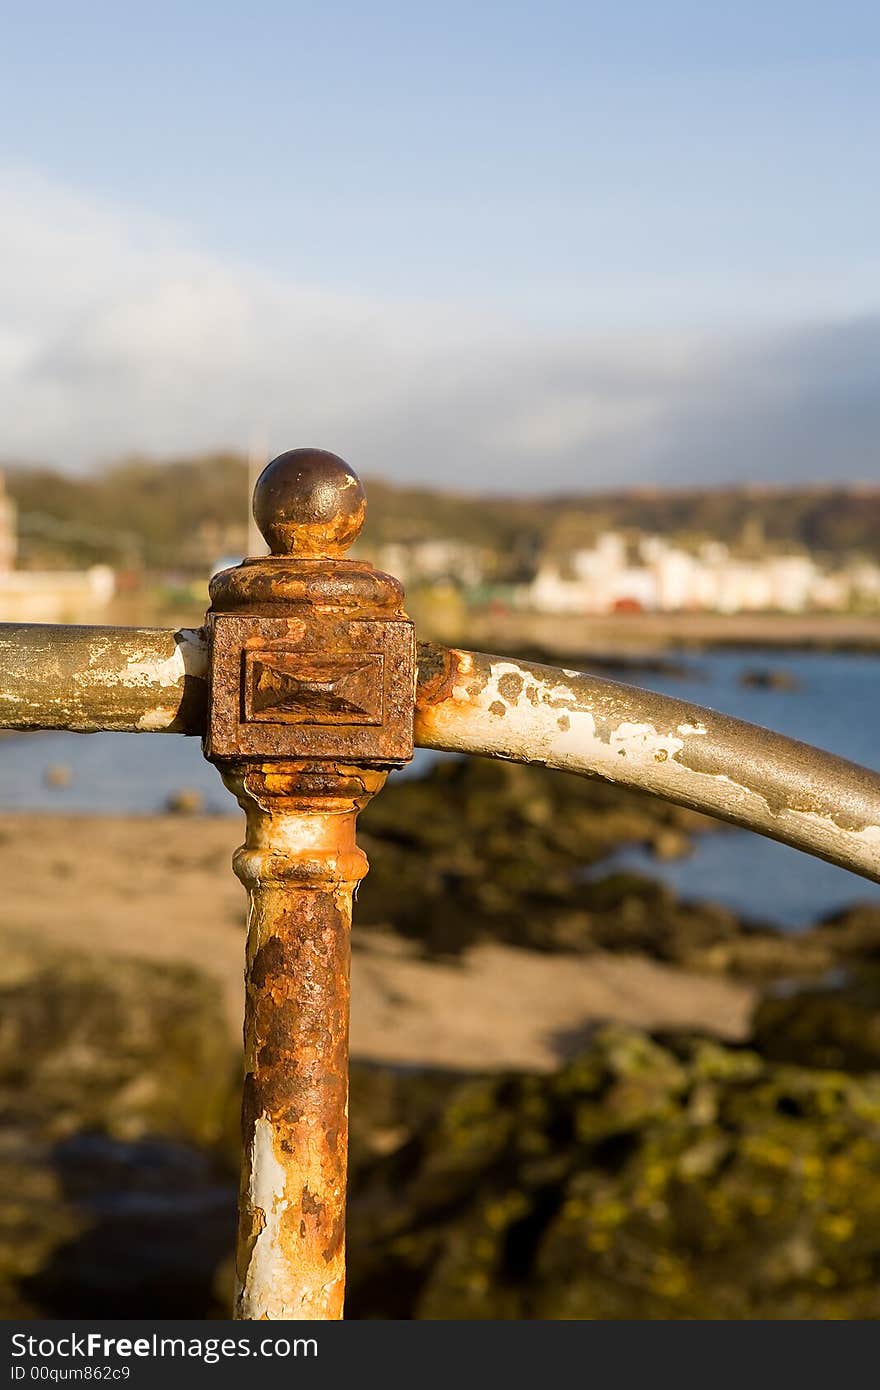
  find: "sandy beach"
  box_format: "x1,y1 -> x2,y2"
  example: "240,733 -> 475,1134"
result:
0,811 -> 754,1072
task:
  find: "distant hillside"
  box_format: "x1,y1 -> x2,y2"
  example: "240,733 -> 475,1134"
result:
7,454 -> 249,569
5,453 -> 879,571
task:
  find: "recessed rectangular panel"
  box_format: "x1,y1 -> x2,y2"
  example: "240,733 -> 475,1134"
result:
206,614 -> 414,763
243,650 -> 384,726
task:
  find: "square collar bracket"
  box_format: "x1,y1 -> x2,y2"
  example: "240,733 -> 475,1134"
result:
203,448 -> 415,766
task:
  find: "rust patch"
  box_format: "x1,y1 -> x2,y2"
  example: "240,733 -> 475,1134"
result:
415,641 -> 461,707
539,687 -> 577,710
322,1202 -> 347,1264
497,671 -> 524,702
207,449 -> 415,767
251,449 -> 367,560
302,1186 -> 325,1217
207,613 -> 414,763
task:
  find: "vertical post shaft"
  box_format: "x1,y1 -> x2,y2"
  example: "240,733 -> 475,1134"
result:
223,764 -> 385,1320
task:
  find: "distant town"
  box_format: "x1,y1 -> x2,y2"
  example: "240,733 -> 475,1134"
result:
1,455 -> 879,624
369,529 -> 880,617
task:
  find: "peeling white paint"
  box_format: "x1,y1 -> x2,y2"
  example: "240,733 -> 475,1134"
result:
135,706 -> 179,731
121,648 -> 187,690
781,806 -> 880,870
240,1114 -> 290,1319
435,659 -> 694,779
177,627 -> 210,678
607,720 -> 686,761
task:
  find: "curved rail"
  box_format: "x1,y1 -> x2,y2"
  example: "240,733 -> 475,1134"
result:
414,644 -> 880,884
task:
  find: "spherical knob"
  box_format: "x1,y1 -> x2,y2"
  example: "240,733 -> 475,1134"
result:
252,448 -> 366,558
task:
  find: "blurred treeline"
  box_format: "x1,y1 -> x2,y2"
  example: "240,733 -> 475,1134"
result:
5,452 -> 880,572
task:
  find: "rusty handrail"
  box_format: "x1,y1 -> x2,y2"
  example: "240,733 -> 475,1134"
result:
2,449 -> 879,1322
0,622 -> 207,732
1,624 -> 877,883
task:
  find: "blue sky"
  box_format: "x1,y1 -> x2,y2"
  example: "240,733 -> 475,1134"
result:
1,2 -> 879,487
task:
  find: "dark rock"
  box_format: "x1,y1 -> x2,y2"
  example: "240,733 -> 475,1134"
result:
22,1133 -> 235,1318
346,1028 -> 880,1320
0,930 -> 239,1318
359,757 -> 880,980
739,667 -> 802,691
358,758 -> 732,960
0,941 -> 238,1148
809,904 -> 880,962
752,968 -> 880,1073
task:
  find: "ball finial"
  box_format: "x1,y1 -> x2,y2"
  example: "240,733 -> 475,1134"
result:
252,448 -> 366,558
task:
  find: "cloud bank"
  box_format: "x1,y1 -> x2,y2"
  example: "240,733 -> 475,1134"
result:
1,168 -> 877,491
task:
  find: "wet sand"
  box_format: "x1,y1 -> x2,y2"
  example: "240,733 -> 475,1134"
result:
0,812 -> 754,1071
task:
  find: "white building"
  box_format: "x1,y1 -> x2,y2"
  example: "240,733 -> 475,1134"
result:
520,526 -> 864,616
528,561 -> 597,614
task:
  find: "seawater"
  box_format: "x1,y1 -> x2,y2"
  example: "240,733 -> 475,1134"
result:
592,648 -> 880,929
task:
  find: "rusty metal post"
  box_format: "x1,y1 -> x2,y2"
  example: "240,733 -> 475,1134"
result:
204,449 -> 415,1320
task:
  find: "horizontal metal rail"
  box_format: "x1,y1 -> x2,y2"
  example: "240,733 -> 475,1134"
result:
0,623 -> 207,733
1,623 -> 878,883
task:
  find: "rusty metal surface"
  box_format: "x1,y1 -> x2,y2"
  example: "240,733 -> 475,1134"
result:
222,761 -> 385,1319
0,623 -> 207,733
206,450 -> 414,767
205,449 -> 415,1320
3,457 -> 880,1324
415,643 -> 880,883
4,446 -> 880,1324
207,556 -> 406,618
251,448 -> 366,560
206,614 -> 414,762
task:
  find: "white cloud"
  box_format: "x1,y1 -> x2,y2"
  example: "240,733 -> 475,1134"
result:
0,166 -> 877,489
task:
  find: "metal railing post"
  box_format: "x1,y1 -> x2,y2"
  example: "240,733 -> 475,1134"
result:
203,449 -> 415,1319
0,445 -> 878,1320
